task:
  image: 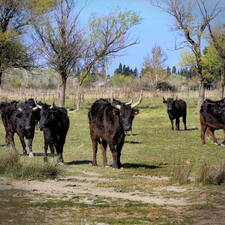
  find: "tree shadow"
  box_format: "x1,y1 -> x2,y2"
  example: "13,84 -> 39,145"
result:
122,163 -> 162,169
65,160 -> 92,165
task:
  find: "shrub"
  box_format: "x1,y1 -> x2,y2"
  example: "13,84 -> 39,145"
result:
0,151 -> 63,179
196,161 -> 225,185
170,160 -> 192,185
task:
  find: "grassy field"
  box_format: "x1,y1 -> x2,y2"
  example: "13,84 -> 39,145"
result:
1,96 -> 225,224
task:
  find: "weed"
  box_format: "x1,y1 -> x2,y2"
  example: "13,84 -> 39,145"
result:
196,161 -> 225,185
170,160 -> 193,185
0,151 -> 62,179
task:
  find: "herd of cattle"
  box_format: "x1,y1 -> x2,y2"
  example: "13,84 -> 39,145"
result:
0,94 -> 224,168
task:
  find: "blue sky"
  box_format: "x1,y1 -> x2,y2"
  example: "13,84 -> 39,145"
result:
75,0 -> 224,75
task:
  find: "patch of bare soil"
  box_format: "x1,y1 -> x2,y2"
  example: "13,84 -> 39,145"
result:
0,176 -> 197,206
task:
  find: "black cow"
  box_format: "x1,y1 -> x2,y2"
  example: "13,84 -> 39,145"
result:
88,95 -> 142,169
200,98 -> 225,145
0,99 -> 40,156
37,103 -> 70,163
163,97 -> 187,130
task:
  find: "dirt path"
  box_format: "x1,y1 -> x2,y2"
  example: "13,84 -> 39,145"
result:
0,176 -> 199,206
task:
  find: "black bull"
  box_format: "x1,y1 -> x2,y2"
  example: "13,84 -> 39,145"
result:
37,103 -> 70,163
200,98 -> 225,145
0,99 -> 40,156
163,97 -> 187,130
88,95 -> 142,169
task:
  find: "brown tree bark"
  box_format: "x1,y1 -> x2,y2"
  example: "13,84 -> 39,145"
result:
198,79 -> 205,110
221,64 -> 225,99
59,76 -> 67,107
0,71 -> 2,86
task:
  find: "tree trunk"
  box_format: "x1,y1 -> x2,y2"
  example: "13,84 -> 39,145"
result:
198,79 -> 205,111
75,85 -> 81,110
0,71 -> 2,87
221,64 -> 225,99
59,76 -> 67,107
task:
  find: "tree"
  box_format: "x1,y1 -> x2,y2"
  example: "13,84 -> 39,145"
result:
141,44 -> 167,83
172,66 -> 176,74
33,1 -> 141,107
0,0 -> 32,86
150,0 -> 222,109
207,25 -> 225,97
166,66 -> 171,75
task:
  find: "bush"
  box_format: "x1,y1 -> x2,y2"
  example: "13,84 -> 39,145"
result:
196,161 -> 225,185
170,160 -> 192,185
0,151 -> 63,179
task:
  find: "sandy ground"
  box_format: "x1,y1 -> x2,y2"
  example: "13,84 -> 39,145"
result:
0,175 -> 198,206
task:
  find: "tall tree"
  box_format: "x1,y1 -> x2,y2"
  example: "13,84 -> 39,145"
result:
32,0 -> 140,107
0,0 -> 31,85
142,44 -> 167,82
196,0 -> 225,97
150,0 -> 222,109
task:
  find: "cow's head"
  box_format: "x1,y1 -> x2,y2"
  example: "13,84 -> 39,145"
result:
163,97 -> 174,112
113,92 -> 142,132
37,104 -> 58,130
16,104 -> 38,130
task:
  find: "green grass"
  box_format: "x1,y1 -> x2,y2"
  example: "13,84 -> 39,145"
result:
1,95 -> 225,224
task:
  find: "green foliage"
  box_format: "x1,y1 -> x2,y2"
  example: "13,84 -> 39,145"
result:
25,0 -> 59,14
110,73 -> 132,87
202,45 -> 222,79
178,50 -> 196,67
114,63 -> 138,77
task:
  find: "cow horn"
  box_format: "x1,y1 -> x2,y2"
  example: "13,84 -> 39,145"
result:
125,99 -> 133,105
34,99 -> 42,109
131,91 -> 143,108
32,106 -> 39,111
113,104 -> 121,110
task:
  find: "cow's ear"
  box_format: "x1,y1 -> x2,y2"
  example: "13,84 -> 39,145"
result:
132,108 -> 139,116
163,97 -> 167,104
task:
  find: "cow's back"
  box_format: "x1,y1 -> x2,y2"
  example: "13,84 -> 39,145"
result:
174,99 -> 186,116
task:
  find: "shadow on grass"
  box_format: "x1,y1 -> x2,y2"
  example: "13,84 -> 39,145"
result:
125,141 -> 142,144
125,133 -> 138,137
65,160 -> 92,165
19,153 -> 56,157
122,163 -> 162,169
180,127 -> 198,131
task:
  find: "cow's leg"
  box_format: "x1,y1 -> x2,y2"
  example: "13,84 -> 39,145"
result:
28,138 -> 34,157
49,144 -> 55,155
100,140 -> 108,167
170,119 -> 174,130
175,117 -> 180,130
18,135 -> 27,155
91,138 -> 98,166
5,131 -> 9,147
55,143 -> 64,164
43,140 -> 49,162
116,140 -> 124,169
183,115 -> 187,130
109,144 -> 120,169
207,128 -> 218,145
7,132 -> 16,151
200,124 -> 207,145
